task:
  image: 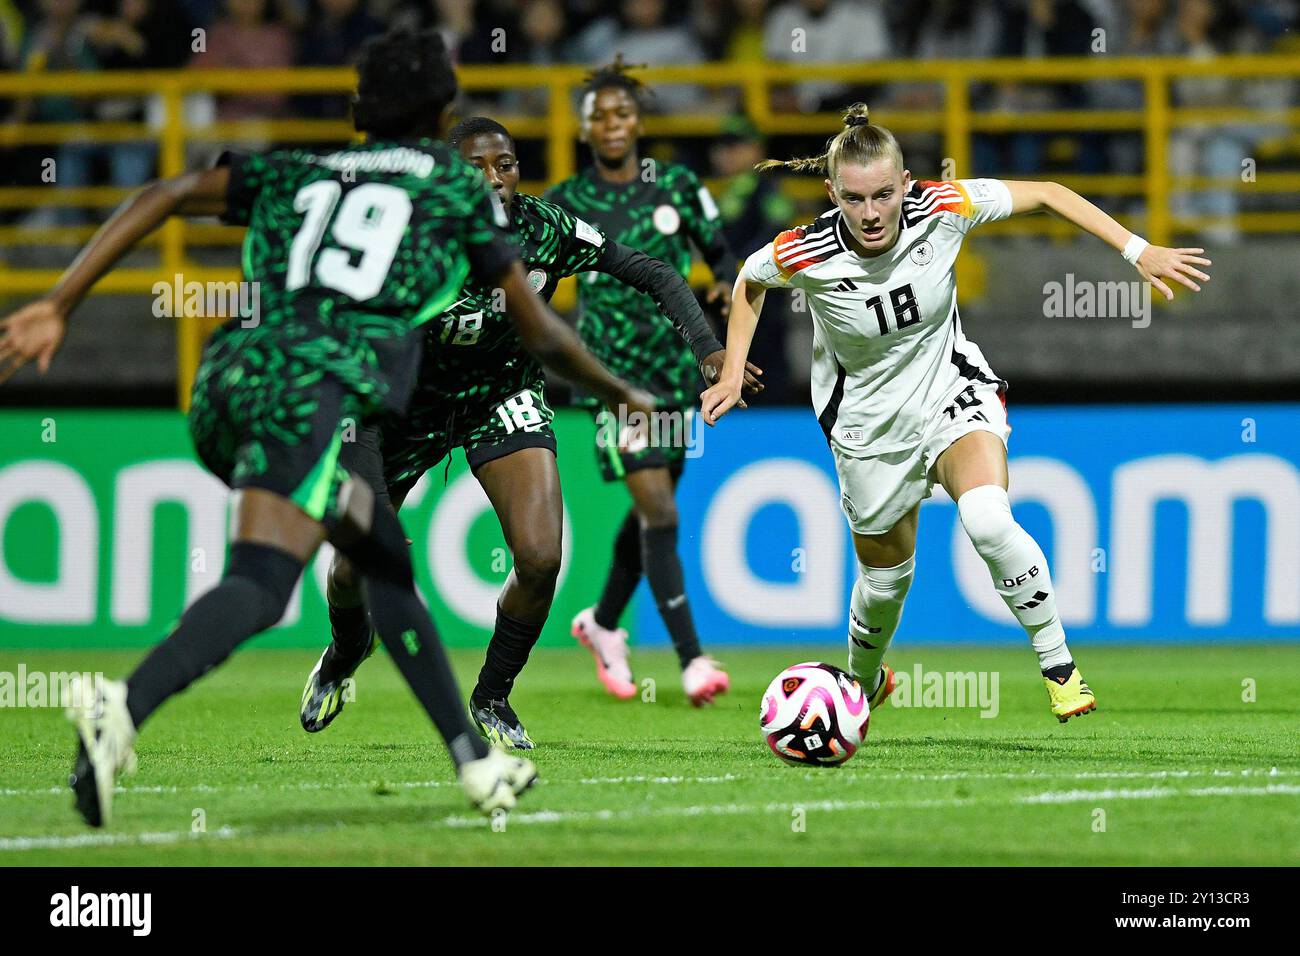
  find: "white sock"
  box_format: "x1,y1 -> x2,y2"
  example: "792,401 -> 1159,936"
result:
847,554 -> 914,689
956,485 -> 1072,672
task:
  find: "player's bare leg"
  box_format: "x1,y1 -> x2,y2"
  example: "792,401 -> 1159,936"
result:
934,430 -> 1096,721
469,447 -> 565,748
847,504 -> 918,710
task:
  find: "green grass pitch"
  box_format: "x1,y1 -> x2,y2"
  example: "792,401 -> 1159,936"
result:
2,644 -> 1297,865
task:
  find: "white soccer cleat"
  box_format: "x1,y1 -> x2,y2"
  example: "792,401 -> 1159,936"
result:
571,607 -> 636,699
682,656 -> 730,707
66,676 -> 138,828
458,748 -> 537,815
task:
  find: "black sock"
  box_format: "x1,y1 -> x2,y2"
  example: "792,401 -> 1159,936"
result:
1042,661 -> 1077,682
594,509 -> 642,630
475,605 -> 544,701
640,524 -> 703,668
338,501 -> 488,768
126,543 -> 302,729
321,602 -> 372,683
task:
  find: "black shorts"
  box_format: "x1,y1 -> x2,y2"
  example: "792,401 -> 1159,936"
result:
342,416 -> 556,509
189,340 -> 360,527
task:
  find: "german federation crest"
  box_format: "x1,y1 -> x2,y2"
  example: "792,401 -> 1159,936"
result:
909,240 -> 934,266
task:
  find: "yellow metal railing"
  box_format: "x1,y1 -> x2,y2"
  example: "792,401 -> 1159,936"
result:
0,55 -> 1296,406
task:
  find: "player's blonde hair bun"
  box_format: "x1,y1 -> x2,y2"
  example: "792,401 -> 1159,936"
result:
756,103 -> 903,178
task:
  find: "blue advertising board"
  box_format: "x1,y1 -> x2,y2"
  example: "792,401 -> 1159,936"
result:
640,403 -> 1300,645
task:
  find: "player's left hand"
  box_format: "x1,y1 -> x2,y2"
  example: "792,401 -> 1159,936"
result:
0,297 -> 68,385
700,378 -> 743,426
1135,246 -> 1211,301
705,280 -> 732,319
700,349 -> 763,402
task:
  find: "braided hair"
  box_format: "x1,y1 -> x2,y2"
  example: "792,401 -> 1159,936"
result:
581,53 -> 654,112
756,103 -> 902,177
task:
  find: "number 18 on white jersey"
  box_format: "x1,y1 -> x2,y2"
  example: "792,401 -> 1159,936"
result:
741,178 -> 1013,458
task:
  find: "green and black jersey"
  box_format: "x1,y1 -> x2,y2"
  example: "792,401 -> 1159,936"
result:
187,138 -> 517,518
209,139 -> 516,416
544,161 -> 735,408
409,191 -> 609,410
377,190 -> 724,489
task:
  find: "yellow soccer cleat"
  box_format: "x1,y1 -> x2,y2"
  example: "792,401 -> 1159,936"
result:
866,663 -> 897,711
1043,664 -> 1097,722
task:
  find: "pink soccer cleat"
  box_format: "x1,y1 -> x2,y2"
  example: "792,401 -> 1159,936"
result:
682,656 -> 730,707
571,608 -> 637,699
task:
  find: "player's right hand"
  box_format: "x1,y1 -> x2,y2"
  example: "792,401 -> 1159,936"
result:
700,379 -> 743,426
0,297 -> 68,385
619,385 -> 659,423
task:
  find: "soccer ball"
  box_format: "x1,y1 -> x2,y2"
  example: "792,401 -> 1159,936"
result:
760,662 -> 870,766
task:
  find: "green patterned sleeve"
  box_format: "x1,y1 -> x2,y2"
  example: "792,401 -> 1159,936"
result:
548,201 -> 608,277
675,166 -> 737,284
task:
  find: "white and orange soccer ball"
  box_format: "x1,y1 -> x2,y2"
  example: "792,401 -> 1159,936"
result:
760,662 -> 870,766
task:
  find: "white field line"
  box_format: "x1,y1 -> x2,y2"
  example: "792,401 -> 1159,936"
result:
439,782 -> 1300,829
2,766 -> 1296,800
5,783 -> 1296,850
0,826 -> 240,852
1017,783 -> 1300,804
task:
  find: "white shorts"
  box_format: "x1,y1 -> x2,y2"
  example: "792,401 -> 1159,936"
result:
833,380 -> 1010,535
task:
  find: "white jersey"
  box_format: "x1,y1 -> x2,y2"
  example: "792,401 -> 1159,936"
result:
741,178 -> 1013,457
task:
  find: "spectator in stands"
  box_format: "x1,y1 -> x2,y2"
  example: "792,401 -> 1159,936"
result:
191,0 -> 295,121
498,0 -> 572,118
1094,0 -> 1179,179
183,0 -> 304,29
1168,0 -> 1249,243
709,114 -> 799,402
85,0 -> 196,187
0,0 -> 22,72
518,0 -> 570,63
986,0 -> 1102,175
721,0 -> 771,63
888,0 -> 1001,166
295,0 -> 383,118
11,0 -> 98,225
388,0 -> 519,65
572,0 -> 710,111
762,0 -> 891,113
893,0 -> 1002,62
12,0 -> 97,126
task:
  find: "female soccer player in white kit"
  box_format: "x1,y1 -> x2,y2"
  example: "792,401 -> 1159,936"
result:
701,105 -> 1211,722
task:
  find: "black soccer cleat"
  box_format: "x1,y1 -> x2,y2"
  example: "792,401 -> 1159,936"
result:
468,692 -> 535,750
299,636 -> 375,733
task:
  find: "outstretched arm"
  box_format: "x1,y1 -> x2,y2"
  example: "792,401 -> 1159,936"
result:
0,168 -> 231,383
593,240 -> 762,394
498,261 -> 656,419
699,273 -> 765,426
1003,180 -> 1211,301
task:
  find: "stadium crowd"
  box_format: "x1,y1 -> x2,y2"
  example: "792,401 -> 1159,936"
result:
0,0 -> 1295,399
3,1 -> 1296,190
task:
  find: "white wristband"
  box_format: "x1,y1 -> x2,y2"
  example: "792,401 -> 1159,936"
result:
1121,234 -> 1149,265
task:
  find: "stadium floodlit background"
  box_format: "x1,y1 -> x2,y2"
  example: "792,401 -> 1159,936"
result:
1,0 -> 1296,651
0,0 -> 1297,869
